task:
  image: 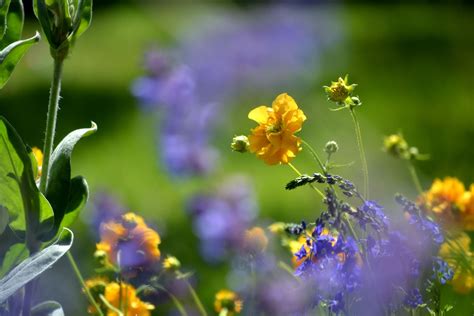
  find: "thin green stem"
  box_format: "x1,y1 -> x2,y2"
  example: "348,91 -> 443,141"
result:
349,109 -> 369,199
183,277 -> 207,316
301,140 -> 326,174
288,163 -> 325,198
39,58 -> 64,193
67,252 -> 105,316
407,161 -> 423,195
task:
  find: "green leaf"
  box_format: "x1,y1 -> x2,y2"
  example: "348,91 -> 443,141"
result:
0,32 -> 40,89
31,301 -> 65,316
0,243 -> 28,278
33,0 -> 54,47
0,228 -> 73,303
61,176 -> 88,228
44,122 -> 96,237
0,205 -> 8,234
0,117 -> 54,237
0,0 -> 24,48
69,0 -> 92,44
0,0 -> 11,40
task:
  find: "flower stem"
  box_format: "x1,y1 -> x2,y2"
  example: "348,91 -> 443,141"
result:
183,278 -> 207,316
407,161 -> 423,195
349,109 -> 369,199
288,163 -> 325,199
39,58 -> 64,193
67,252 -> 105,316
301,140 -> 326,174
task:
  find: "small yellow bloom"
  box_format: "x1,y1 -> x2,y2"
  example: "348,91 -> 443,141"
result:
96,212 -> 161,267
231,135 -> 250,153
247,93 -> 306,165
214,289 -> 243,316
163,255 -> 181,271
105,282 -> 155,316
243,226 -> 268,254
324,75 -> 357,104
439,233 -> 474,294
31,147 -> 43,179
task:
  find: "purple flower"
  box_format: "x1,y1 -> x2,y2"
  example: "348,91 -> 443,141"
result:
187,176 -> 258,262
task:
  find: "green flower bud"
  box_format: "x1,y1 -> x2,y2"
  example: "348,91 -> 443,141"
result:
34,0 -> 93,60
324,141 -> 339,155
383,134 -> 409,159
324,75 -> 357,104
231,135 -> 249,153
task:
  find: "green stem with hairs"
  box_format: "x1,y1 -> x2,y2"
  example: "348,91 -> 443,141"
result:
349,108 -> 369,199
39,58 -> 64,193
67,252 -> 104,316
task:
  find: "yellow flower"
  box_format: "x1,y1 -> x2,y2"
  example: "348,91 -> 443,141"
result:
383,134 -> 409,159
214,289 -> 243,316
243,226 -> 268,254
105,282 -> 155,316
247,93 -> 306,165
96,212 -> 161,267
289,235 -> 310,268
85,277 -> 108,315
460,184 -> 474,231
268,222 -> 286,235
31,147 -> 43,179
163,255 -> 181,271
439,233 -> 474,294
418,177 -> 465,228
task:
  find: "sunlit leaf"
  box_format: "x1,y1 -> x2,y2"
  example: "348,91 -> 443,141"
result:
0,116 -> 54,236
0,228 -> 73,303
0,243 -> 28,278
44,122 -> 96,238
31,301 -> 65,316
0,32 -> 40,89
0,0 -> 11,39
0,0 -> 23,48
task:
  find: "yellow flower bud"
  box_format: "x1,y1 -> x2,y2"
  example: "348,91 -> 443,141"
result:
324,75 -> 357,104
162,255 -> 181,271
231,135 -> 250,153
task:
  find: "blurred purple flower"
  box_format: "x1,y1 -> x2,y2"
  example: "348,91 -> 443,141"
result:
187,176 -> 258,262
132,6 -> 341,177
86,191 -> 125,236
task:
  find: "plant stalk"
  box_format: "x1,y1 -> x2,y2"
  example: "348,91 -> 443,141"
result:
349,109 -> 369,199
407,162 -> 423,195
39,58 -> 64,194
67,252 -> 105,316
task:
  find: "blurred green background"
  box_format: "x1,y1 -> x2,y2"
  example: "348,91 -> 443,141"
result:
1,1 -> 473,314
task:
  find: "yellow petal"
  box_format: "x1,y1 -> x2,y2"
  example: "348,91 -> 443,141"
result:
248,106 -> 270,124
272,93 -> 298,115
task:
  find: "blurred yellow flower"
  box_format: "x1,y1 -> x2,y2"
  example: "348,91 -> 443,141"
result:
248,93 -> 306,165
418,177 -> 465,228
289,235 -> 310,268
460,184 -> 474,231
96,212 -> 161,267
243,226 -> 268,254
105,282 -> 155,316
31,147 -> 43,179
214,289 -> 243,316
163,255 -> 181,271
439,232 -> 474,294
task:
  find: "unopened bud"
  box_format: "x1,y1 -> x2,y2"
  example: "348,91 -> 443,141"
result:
231,135 -> 249,153
162,256 -> 181,271
324,141 -> 339,154
324,75 -> 357,104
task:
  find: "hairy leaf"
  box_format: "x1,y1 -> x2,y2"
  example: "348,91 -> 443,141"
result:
0,228 -> 73,303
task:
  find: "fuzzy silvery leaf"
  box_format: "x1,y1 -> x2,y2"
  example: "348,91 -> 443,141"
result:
0,228 -> 73,303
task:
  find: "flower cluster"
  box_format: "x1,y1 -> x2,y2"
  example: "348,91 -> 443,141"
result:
214,289 -> 243,316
